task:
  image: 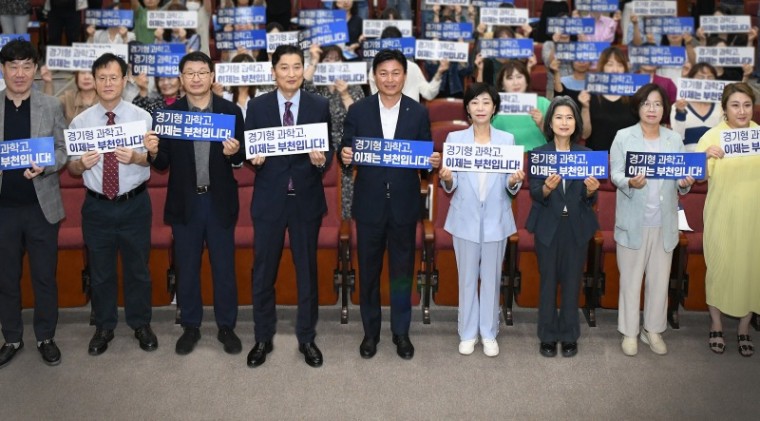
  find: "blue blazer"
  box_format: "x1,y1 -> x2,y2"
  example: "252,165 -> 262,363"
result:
610,123 -> 690,252
442,126 -> 521,243
341,94 -> 432,225
245,89 -> 332,222
525,142 -> 599,248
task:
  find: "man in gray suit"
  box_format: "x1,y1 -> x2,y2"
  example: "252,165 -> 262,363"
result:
0,39 -> 67,369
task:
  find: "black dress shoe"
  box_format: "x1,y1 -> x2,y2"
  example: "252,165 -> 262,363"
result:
247,341 -> 273,368
392,335 -> 414,360
175,327 -> 201,355
88,329 -> 115,356
217,327 -> 242,354
299,342 -> 323,367
0,341 -> 23,369
359,336 -> 379,359
135,325 -> 158,352
540,342 -> 558,358
38,339 -> 61,366
561,342 -> 578,358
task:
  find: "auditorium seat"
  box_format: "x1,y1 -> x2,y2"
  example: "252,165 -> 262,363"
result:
595,177 -> 621,311
427,98 -> 466,123
233,165 -> 255,306
146,168 -> 174,307
53,170 -> 88,308
531,64 -> 547,98
431,120 -> 469,152
680,182 -> 708,312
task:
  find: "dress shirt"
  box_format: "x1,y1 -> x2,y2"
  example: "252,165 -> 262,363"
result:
369,60 -> 442,102
378,95 -> 401,140
188,99 -> 212,187
277,89 -> 301,125
68,100 -> 152,194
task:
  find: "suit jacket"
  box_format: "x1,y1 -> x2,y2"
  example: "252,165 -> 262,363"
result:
342,94 -> 432,225
0,89 -> 67,224
610,123 -> 690,252
245,89 -> 332,222
526,142 -> 599,248
442,126 -> 521,243
149,94 -> 245,227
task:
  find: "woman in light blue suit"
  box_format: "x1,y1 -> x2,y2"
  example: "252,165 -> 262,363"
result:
439,83 -> 525,357
610,84 -> 695,357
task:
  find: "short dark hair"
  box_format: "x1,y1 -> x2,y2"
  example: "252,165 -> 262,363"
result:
721,82 -> 756,111
372,49 -> 407,74
0,38 -> 38,65
496,59 -> 530,92
319,45 -> 344,63
380,26 -> 402,39
630,83 -> 671,124
92,53 -> 127,77
687,62 -> 718,79
463,82 -> 500,122
272,44 -> 303,67
178,51 -> 213,73
544,96 -> 583,144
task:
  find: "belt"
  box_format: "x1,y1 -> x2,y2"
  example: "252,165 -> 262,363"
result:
87,182 -> 146,202
196,185 -> 209,194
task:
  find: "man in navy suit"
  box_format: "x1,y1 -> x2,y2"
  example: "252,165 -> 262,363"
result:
341,49 -> 440,360
144,51 -> 245,356
245,45 -> 332,368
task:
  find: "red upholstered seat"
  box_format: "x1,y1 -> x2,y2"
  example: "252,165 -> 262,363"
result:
431,120 -> 469,153
426,98 -> 466,124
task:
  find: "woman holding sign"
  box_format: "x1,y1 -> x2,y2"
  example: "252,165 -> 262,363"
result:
696,83 -> 760,357
526,96 -> 599,358
610,83 -> 695,357
439,83 -> 524,357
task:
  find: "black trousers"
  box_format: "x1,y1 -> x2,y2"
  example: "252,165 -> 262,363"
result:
0,204 -> 59,343
82,191 -> 152,331
356,203 -> 416,339
172,193 -> 238,329
252,196 -> 321,344
535,217 -> 585,343
47,7 -> 80,46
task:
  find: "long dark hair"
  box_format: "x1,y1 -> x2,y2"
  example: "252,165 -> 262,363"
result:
543,96 -> 583,144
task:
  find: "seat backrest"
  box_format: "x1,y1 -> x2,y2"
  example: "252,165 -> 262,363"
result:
59,170 -> 84,188
434,181 -> 452,230
321,160 -> 341,228
431,120 -> 469,152
60,188 -> 84,228
233,164 -> 256,187
427,98 -> 466,123
148,168 -> 169,188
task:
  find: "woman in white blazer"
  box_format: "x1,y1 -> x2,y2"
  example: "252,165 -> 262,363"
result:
610,84 -> 695,357
439,83 -> 524,357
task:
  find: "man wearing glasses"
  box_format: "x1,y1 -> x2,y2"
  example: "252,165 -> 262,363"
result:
68,53 -> 157,356
144,51 -> 245,356
0,39 -> 67,368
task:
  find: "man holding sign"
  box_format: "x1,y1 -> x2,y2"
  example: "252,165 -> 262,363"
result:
144,51 -> 245,357
341,49 -> 441,360
67,53 -> 156,356
245,45 -> 331,369
0,39 -> 67,368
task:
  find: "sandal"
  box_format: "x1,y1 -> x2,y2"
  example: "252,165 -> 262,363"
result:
738,334 -> 754,357
709,331 -> 725,354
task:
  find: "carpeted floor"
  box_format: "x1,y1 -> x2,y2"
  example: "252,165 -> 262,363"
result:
1,305 -> 758,420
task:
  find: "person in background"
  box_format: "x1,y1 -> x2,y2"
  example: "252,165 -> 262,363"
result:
67,53 -> 157,357
85,4 -> 136,45
154,3 -> 200,53
610,83 -> 694,357
219,52 -> 255,120
475,26 -> 537,88
303,43 -> 364,219
131,0 -> 167,45
265,0 -> 291,31
368,26 -> 447,102
335,0 -> 362,56
384,0 -> 411,20
182,0 -> 212,56
535,0 -> 569,43
527,96 -> 599,359
0,0 -> 30,35
439,83 -> 523,358
47,0 -> 82,46
696,82 -> 760,357
542,28 -> 576,99
0,39 -> 67,369
670,62 -> 723,152
40,67 -> 99,126
577,9 -> 620,43
132,73 -> 182,115
490,60 -> 549,151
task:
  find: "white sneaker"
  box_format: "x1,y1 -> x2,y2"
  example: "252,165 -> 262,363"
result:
482,338 -> 499,357
640,330 -> 668,355
458,338 -> 478,355
621,336 -> 638,356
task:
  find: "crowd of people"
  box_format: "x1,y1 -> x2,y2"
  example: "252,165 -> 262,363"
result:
0,1 -> 758,372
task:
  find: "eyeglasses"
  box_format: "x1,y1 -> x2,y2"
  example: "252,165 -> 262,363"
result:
640,101 -> 663,110
182,71 -> 211,80
96,75 -> 123,84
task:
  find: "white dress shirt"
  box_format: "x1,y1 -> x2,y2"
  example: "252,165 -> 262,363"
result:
379,95 -> 401,139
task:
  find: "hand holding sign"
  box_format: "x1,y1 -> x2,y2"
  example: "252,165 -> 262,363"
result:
249,155 -> 265,166
678,176 -> 696,189
584,176 -> 600,197
222,138 -> 240,156
629,173 -> 647,188
544,173 -> 561,192
79,150 -> 101,170
340,146 -> 353,166
704,145 -> 724,159
430,152 -> 441,169
309,150 -> 327,167
114,147 -> 141,165
144,130 -> 159,155
439,166 -> 453,184
508,169 -> 525,188
24,162 -> 44,179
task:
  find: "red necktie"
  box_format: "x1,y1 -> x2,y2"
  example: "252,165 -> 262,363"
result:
102,111 -> 119,199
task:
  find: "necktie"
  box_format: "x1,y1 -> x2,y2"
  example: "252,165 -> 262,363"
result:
283,101 -> 295,192
102,111 -> 119,199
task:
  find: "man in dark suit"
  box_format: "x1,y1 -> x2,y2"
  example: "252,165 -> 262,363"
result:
245,45 -> 331,368
0,39 -> 67,368
144,51 -> 245,356
340,49 -> 440,360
